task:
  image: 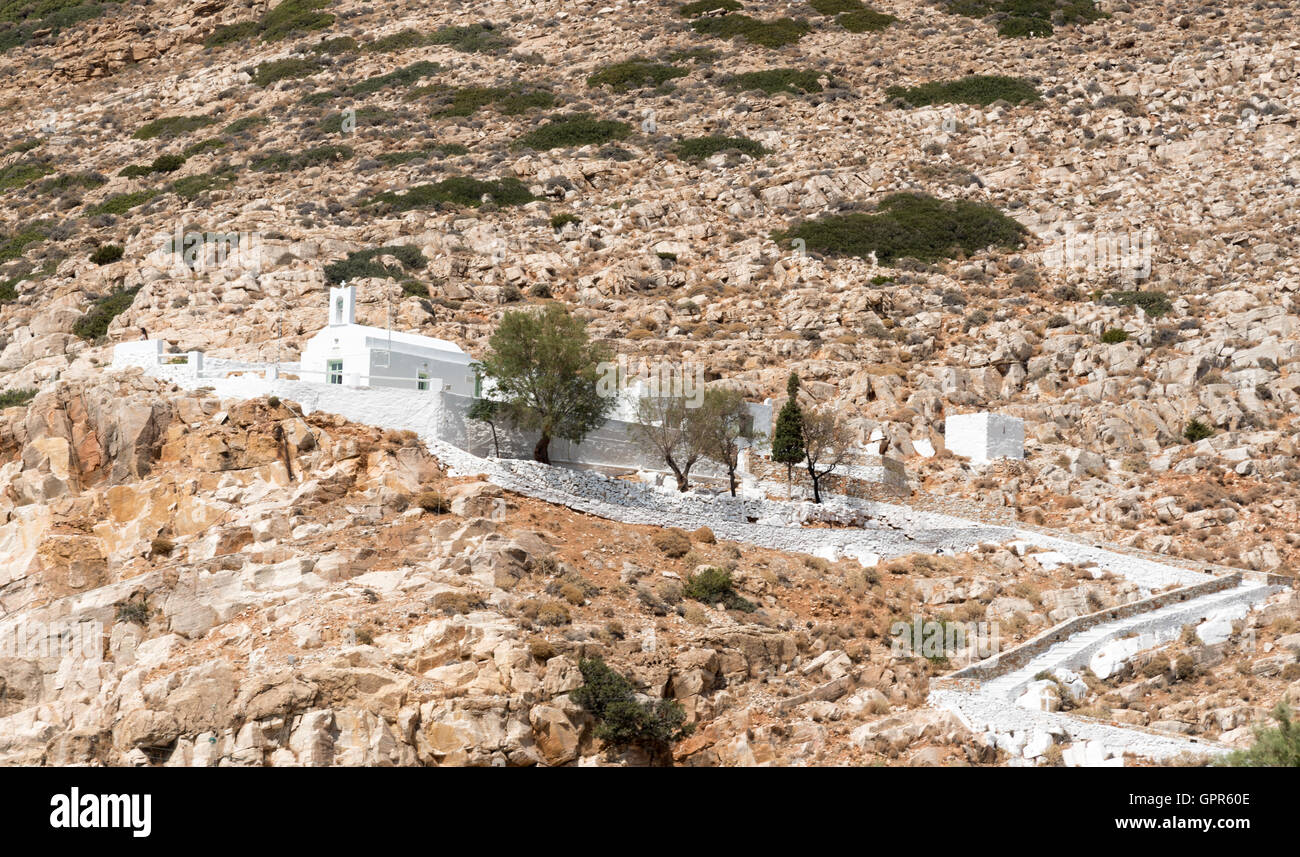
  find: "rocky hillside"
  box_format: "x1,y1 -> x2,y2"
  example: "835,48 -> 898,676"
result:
1,0 -> 1299,765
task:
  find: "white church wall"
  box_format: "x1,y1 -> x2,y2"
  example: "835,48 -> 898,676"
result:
441,391 -> 735,478
110,339 -> 162,371
366,346 -> 476,394
112,341 -> 798,485
946,412 -> 1025,463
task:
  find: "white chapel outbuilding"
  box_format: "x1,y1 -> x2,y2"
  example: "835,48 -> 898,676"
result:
298,285 -> 479,395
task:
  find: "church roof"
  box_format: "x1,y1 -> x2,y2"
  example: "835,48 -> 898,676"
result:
313,322 -> 472,361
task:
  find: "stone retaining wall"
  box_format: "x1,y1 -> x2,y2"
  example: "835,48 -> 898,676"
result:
938,572 -> 1243,684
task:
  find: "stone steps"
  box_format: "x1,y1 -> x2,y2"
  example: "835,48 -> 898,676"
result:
931,578 -> 1281,763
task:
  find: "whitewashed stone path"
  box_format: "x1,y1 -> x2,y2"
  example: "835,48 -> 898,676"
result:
932,579 -> 1277,764
123,359 -> 1289,764
425,442 -> 1282,764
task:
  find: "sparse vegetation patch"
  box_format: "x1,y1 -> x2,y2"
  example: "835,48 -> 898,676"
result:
937,0 -> 1106,38
515,114 -> 632,151
679,0 -> 742,16
0,388 -> 36,407
133,115 -> 217,141
205,0 -> 335,48
249,144 -> 353,172
588,59 -> 689,92
73,286 -> 141,340
676,135 -> 767,162
775,192 -> 1027,264
323,244 -> 426,286
725,68 -> 824,94
427,22 -> 515,53
690,15 -> 811,48
887,75 -> 1041,107
366,176 -> 535,211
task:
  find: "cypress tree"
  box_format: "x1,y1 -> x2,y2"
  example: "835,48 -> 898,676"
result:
771,372 -> 806,498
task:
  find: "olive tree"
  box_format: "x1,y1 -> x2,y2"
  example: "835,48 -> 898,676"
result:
801,405 -> 855,503
630,393 -> 709,492
699,387 -> 762,497
475,303 -> 613,464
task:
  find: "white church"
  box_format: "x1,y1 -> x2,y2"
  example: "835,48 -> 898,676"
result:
299,285 -> 479,395
113,284 -> 778,481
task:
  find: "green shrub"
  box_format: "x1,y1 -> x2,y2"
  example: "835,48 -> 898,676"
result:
1183,419 -> 1213,443
311,35 -> 357,53
725,68 -> 823,94
0,0 -> 118,54
400,279 -> 428,298
2,138 -> 39,156
252,56 -> 324,86
116,597 -> 151,626
0,388 -> 36,407
317,106 -> 398,134
224,115 -> 269,135
550,213 -> 580,229
809,0 -> 858,11
775,192 -> 1026,264
170,169 -> 238,199
937,0 -> 1106,39
181,138 -> 225,157
36,171 -> 106,195
90,190 -> 157,215
1102,289 -> 1171,318
887,74 -> 1040,107
572,657 -> 691,762
375,143 -> 468,164
249,144 -> 352,171
429,86 -> 504,116
133,115 -> 217,140
676,135 -> 766,162
362,28 -> 429,52
323,244 -> 426,286
150,154 -> 187,173
679,0 -> 742,15
837,8 -> 896,31
690,14 -> 811,48
427,22 -> 515,53
345,60 -> 440,96
90,244 -> 123,265
258,0 -> 334,41
0,159 -> 53,190
588,59 -> 688,92
203,20 -> 258,47
808,0 -> 897,30
495,90 -> 556,115
0,221 -> 51,261
514,113 -> 631,151
661,46 -> 721,64
1100,328 -> 1128,344
430,86 -> 554,118
73,286 -> 141,340
366,176 -> 535,211
1217,702 -> 1300,767
684,567 -> 756,612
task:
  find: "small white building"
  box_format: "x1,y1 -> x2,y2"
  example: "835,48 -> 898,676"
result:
945,412 -> 1024,464
298,285 -> 479,395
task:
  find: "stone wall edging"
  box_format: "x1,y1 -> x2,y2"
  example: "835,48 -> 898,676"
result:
938,572 -> 1244,685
